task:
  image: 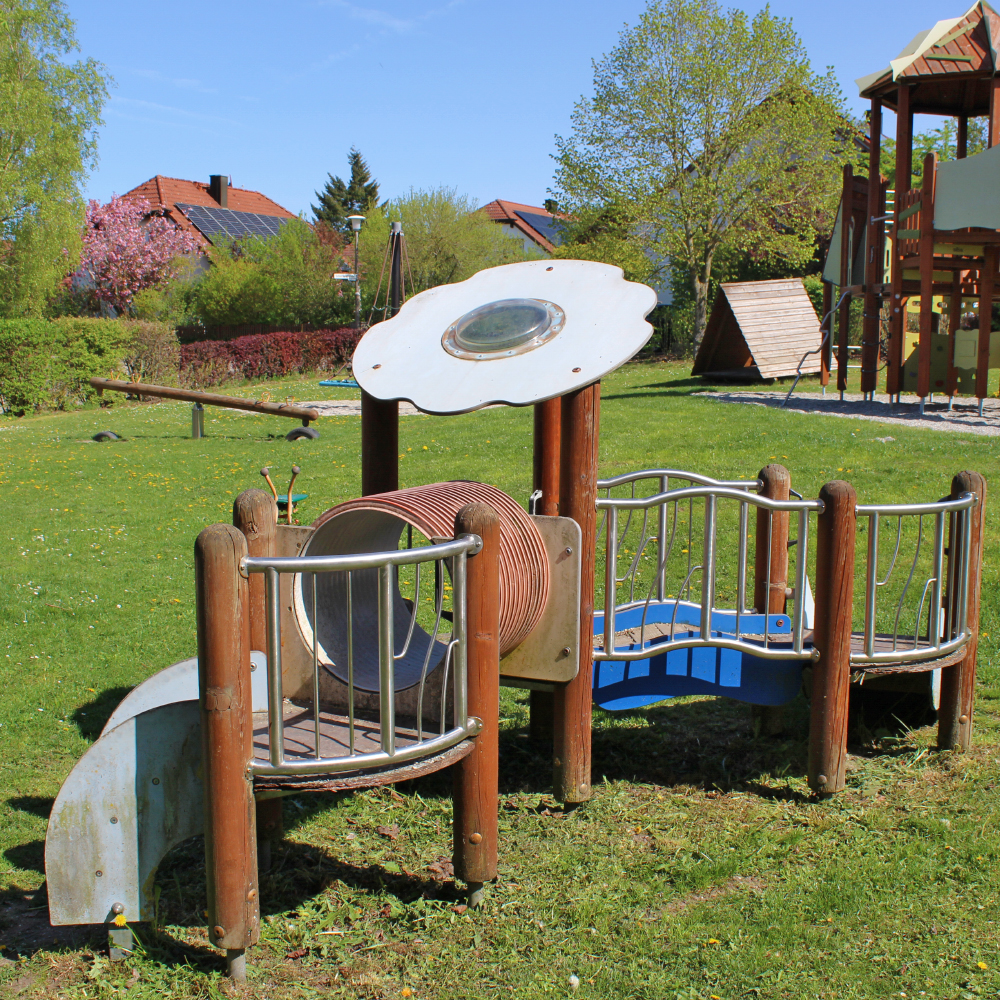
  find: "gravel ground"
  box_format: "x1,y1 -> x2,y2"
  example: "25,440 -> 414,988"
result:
298,399 -> 422,416
697,390 -> 1000,437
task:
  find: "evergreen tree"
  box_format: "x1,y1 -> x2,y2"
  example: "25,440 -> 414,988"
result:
312,147 -> 379,235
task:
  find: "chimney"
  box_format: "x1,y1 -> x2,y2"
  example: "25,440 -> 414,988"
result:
209,175 -> 228,208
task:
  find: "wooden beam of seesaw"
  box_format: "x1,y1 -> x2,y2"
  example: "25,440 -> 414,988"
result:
89,378 -> 320,424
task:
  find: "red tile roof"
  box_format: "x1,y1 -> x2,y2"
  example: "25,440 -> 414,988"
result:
481,198 -> 560,253
122,175 -> 297,245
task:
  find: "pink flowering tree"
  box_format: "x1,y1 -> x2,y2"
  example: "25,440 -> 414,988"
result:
78,195 -> 203,314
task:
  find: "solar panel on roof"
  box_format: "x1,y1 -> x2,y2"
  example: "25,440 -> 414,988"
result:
176,204 -> 290,243
514,210 -> 566,246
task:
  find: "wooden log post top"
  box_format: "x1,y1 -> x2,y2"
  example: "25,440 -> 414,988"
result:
90,378 -> 320,423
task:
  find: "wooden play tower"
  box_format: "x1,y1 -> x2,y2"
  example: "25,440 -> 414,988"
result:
833,1 -> 1000,411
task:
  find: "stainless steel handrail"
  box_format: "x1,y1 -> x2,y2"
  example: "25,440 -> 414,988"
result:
244,534 -> 483,777
598,478 -> 820,663
850,492 -> 976,666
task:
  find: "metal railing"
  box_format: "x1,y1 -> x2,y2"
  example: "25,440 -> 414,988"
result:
852,493 -> 976,665
242,534 -> 482,777
595,474 -> 822,664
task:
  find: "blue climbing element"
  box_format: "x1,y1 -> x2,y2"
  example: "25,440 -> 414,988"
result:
592,601 -> 810,711
319,379 -> 360,388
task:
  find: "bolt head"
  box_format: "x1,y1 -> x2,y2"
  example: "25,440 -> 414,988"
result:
213,925 -> 225,939
469,832 -> 483,845
111,902 -> 125,915
817,774 -> 828,785
959,714 -> 969,724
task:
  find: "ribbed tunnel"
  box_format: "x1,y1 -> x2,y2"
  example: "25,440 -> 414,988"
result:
294,481 -> 550,692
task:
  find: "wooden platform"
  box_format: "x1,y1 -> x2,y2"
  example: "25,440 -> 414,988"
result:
251,702 -> 473,794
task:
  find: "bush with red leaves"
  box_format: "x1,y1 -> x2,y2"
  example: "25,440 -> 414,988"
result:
179,326 -> 362,387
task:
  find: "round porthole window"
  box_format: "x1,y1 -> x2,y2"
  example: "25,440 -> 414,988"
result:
442,298 -> 565,360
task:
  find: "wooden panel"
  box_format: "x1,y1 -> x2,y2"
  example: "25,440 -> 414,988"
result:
720,278 -> 822,379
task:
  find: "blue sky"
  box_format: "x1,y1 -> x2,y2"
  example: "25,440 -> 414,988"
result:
73,0 -> 965,215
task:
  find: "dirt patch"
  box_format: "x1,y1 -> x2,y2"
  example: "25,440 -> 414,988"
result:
697,390 -> 1000,436
664,875 -> 767,915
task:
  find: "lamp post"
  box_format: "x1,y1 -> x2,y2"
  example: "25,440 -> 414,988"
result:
347,215 -> 365,330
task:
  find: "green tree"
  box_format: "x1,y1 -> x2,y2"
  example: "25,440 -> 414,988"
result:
552,0 -> 860,346
880,118 -> 988,189
312,147 -> 380,235
357,188 -> 538,309
0,0 -> 109,317
188,217 -> 353,329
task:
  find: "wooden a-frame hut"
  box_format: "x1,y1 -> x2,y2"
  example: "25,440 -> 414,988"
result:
692,278 -> 822,381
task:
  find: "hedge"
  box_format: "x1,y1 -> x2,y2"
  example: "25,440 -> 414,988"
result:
0,318 -> 146,416
0,321 -> 364,414
179,327 -> 363,387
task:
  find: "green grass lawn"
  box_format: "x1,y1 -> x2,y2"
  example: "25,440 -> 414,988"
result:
1,360 -> 999,999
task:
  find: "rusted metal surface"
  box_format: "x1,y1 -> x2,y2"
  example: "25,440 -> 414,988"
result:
46,701 -> 203,926
90,378 -> 319,422
195,524 -> 259,953
452,502 -> 500,888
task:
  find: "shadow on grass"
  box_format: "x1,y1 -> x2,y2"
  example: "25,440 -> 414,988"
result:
71,686 -> 133,739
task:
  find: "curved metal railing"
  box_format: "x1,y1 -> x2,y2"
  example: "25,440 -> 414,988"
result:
596,482 -> 822,663
596,471 -> 978,672
852,492 -> 976,665
242,534 -> 482,777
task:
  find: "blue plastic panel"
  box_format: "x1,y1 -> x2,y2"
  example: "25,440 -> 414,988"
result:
592,600 -> 808,710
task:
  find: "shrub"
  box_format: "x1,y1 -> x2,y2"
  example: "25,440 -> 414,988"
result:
0,318 -> 176,414
0,318 -> 129,414
179,327 -> 361,388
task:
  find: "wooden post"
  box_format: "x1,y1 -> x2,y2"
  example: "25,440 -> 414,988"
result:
361,392 -> 399,496
957,115 -> 968,159
533,399 -> 562,516
232,490 -> 282,871
917,153 -> 937,401
938,471 -> 987,751
862,98 -> 883,395
195,524 -> 259,979
751,465 -> 790,736
529,398 -> 561,741
896,83 -> 912,195
809,481 -> 857,795
990,77 -> 1000,148
553,382 -> 600,804
821,281 -> 832,388
946,271 -> 963,399
452,503 -> 500,906
887,82 -> 912,399
837,163 -> 853,393
976,248 -> 996,401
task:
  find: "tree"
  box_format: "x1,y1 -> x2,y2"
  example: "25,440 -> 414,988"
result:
881,119 -> 988,189
0,0 -> 109,316
312,147 -> 380,235
357,188 -> 538,306
188,217 -> 351,329
78,196 -> 203,314
552,0 -> 860,346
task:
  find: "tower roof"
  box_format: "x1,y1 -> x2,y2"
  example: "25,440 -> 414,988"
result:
858,1 -> 1000,114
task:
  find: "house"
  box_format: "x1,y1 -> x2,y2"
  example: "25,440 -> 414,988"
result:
481,199 -> 566,254
122,174 -> 298,246
483,198 -> 673,305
